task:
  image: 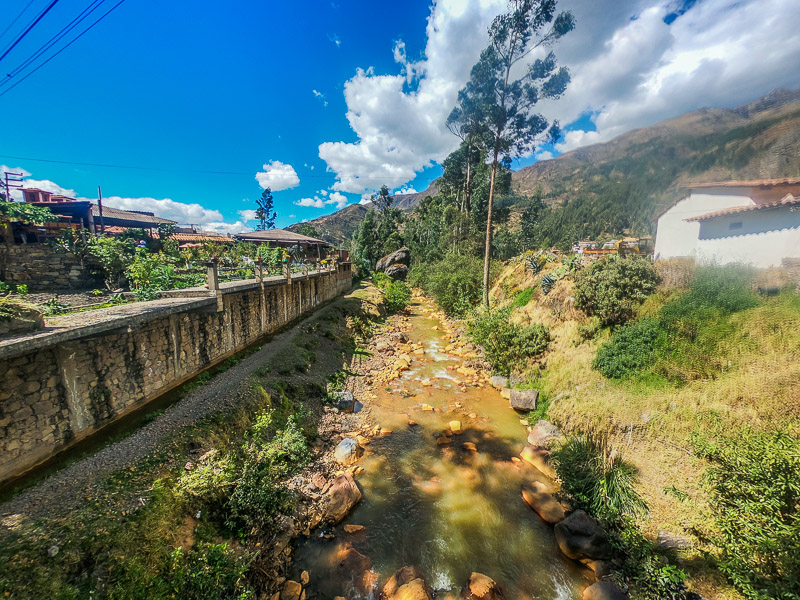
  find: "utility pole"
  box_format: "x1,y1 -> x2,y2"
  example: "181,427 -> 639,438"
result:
97,185 -> 105,233
3,171 -> 25,201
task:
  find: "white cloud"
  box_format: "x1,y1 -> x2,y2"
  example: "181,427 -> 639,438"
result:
312,89 -> 328,106
255,160 -> 300,191
395,186 -> 418,195
327,191 -> 348,208
296,196 -> 325,208
288,214 -> 296,218
238,209 -> 258,221
328,34 -> 341,47
202,221 -> 251,235
534,150 -> 554,161
1,165 -> 76,201
319,0 -> 800,189
319,0 -> 506,195
99,196 -> 224,224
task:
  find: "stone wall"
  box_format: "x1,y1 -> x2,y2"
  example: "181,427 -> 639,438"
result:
1,243 -> 103,291
0,263 -> 352,483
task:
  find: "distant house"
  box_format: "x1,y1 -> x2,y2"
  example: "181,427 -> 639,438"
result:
654,179 -> 800,268
234,228 -> 331,259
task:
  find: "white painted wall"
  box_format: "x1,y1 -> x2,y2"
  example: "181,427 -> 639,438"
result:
695,206 -> 800,267
655,192 -> 754,260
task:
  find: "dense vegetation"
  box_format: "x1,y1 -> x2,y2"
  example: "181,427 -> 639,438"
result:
468,307 -> 549,376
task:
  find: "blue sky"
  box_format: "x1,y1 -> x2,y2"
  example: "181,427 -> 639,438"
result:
2,0 -> 799,233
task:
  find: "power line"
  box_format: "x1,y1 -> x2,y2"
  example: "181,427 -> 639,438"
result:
0,0 -> 127,98
0,153 -> 418,180
1,0 -> 108,87
0,0 -> 37,47
0,0 -> 62,65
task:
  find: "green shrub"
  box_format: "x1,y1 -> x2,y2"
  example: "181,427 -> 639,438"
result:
383,280 -> 411,314
411,255 -> 497,317
372,272 -> 392,289
574,255 -> 659,326
511,287 -> 535,308
167,543 -> 253,600
692,429 -> 800,599
468,307 -> 549,376
593,318 -> 660,379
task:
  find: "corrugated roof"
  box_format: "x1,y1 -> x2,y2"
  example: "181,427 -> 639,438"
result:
683,178 -> 800,189
686,194 -> 799,222
92,204 -> 176,225
234,228 -> 328,245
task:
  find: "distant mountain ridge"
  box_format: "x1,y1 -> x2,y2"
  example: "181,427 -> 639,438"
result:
288,88 -> 800,246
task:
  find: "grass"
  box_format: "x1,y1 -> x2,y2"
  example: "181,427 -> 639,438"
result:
481,258 -> 800,600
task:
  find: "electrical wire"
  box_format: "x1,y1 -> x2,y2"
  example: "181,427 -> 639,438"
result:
0,0 -> 37,47
0,0 -> 108,87
0,0 -> 127,98
0,0 -> 62,65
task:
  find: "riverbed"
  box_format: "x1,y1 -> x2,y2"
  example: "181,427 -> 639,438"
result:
293,297 -> 586,599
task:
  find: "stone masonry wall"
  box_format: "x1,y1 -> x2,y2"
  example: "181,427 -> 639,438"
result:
1,244 -> 103,291
0,264 -> 352,483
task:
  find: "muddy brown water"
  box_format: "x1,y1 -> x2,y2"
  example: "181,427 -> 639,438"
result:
293,300 -> 586,599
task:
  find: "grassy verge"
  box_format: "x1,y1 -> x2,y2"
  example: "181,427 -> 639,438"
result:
0,284 -> 386,599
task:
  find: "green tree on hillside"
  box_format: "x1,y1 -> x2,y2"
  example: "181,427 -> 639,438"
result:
295,223 -> 320,239
458,0 -> 574,306
255,188 -> 277,231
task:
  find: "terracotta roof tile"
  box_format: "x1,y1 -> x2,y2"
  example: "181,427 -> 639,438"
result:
686,194 -> 799,222
684,178 -> 800,189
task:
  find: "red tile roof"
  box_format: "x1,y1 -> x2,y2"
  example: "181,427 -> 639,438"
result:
686,194 -> 799,222
234,228 -> 328,245
684,178 -> 800,189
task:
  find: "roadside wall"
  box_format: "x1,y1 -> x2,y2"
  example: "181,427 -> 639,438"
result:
0,263 -> 352,483
1,244 -> 103,291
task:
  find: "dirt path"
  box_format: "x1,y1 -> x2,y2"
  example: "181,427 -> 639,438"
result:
0,296 -> 350,522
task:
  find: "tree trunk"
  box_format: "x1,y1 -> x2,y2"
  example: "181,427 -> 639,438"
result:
464,142 -> 472,218
482,144 -> 500,309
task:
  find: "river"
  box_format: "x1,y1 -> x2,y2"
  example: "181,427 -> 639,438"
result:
292,297 -> 586,599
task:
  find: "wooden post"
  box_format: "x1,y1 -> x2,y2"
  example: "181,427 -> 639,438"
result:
206,259 -> 219,291
97,186 -> 105,234
255,258 -> 263,282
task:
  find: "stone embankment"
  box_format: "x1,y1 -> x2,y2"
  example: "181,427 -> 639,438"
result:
0,263 -> 352,483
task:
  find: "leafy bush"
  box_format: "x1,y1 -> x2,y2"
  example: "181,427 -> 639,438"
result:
371,271 -> 392,289
692,429 -> 800,599
383,280 -> 411,314
168,543 -> 253,600
468,307 -> 549,376
511,287 -> 535,308
410,255 -> 495,317
574,255 -> 659,326
89,235 -> 136,289
593,318 -> 660,379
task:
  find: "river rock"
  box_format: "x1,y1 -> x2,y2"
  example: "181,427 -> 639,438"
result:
343,524 -> 365,533
376,247 -> 411,272
521,482 -> 566,524
331,391 -> 356,412
280,580 -> 302,600
489,375 -> 509,389
656,530 -> 692,551
582,581 -> 627,600
322,472 -> 362,524
382,566 -> 432,600
385,264 -> 410,281
334,438 -> 363,465
554,510 -> 613,561
520,445 -> 557,479
449,420 -> 462,434
527,420 -> 563,448
510,389 -> 538,411
460,572 -> 506,600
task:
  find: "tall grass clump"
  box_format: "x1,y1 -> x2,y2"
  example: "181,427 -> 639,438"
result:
574,255 -> 660,326
468,307 -> 549,376
692,428 -> 800,599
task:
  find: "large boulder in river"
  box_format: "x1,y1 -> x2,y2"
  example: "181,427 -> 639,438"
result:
334,438 -> 363,464
554,510 -> 613,561
510,389 -> 538,411
521,481 -> 566,524
385,263 -> 410,281
376,247 -> 411,272
382,566 -> 432,600
527,420 -> 562,448
460,572 -> 506,600
322,472 -> 362,524
582,581 -> 627,600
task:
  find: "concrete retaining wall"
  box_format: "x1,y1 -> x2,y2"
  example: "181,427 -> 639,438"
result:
0,263 -> 352,483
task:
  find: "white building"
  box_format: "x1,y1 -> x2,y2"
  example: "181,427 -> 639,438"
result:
654,179 -> 800,268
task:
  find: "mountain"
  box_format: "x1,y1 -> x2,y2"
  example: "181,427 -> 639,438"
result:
288,89 -> 800,247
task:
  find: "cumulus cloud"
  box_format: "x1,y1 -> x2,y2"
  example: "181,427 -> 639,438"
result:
255,160 -> 300,191
100,196 -> 224,224
1,166 -> 76,200
238,209 -> 259,221
201,221 -> 251,235
395,186 -> 418,195
295,190 -> 349,210
319,0 -> 800,190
